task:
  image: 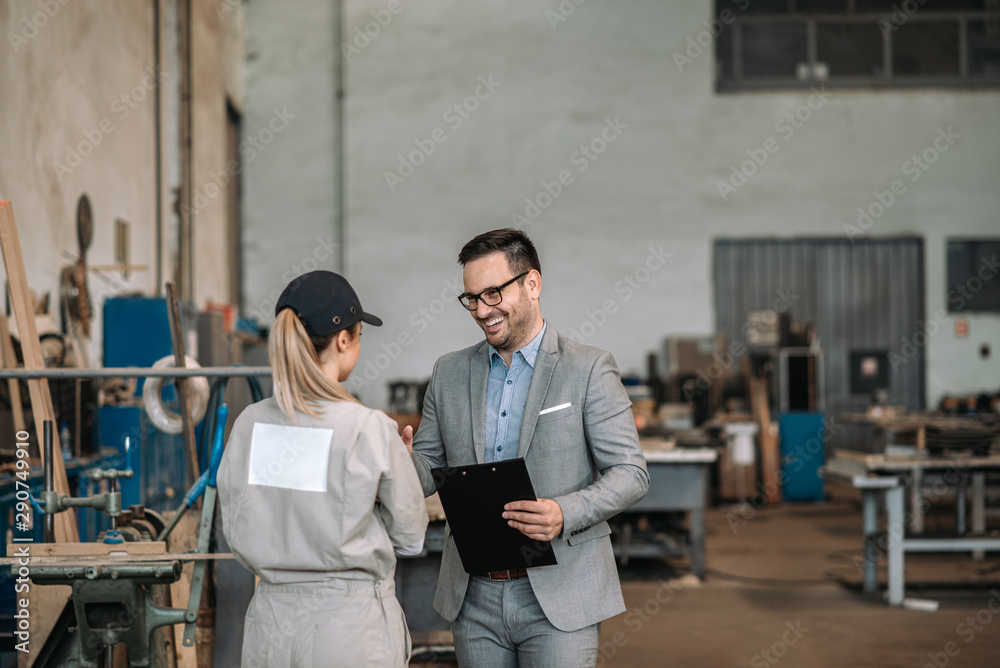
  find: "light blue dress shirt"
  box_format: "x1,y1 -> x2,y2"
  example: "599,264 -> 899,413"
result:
483,323 -> 547,463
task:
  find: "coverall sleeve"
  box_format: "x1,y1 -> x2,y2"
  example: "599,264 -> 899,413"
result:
371,412 -> 429,550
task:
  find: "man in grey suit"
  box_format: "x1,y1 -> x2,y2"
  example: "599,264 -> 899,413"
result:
403,228 -> 650,667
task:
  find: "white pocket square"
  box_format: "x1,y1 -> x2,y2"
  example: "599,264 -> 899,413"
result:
539,402 -> 572,416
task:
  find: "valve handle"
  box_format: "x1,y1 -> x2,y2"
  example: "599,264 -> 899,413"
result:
183,472 -> 208,508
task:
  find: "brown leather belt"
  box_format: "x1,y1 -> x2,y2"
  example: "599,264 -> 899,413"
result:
482,568 -> 528,581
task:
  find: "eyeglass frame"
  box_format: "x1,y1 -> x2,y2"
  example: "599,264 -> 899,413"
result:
457,271 -> 530,311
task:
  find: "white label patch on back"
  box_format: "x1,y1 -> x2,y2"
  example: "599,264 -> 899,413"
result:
248,423 -> 333,492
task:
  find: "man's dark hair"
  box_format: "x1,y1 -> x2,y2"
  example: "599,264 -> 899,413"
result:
458,228 -> 541,275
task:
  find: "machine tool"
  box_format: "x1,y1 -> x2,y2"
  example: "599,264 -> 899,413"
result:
15,405 -> 229,667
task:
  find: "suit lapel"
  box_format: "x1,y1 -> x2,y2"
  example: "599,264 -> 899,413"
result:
517,326 -> 560,459
470,342 -> 490,464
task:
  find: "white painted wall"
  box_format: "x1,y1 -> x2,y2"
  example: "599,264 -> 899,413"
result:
242,0 -> 1000,409
0,0 -> 157,364
192,0 -> 242,308
242,0 -> 341,324
0,0 -> 243,365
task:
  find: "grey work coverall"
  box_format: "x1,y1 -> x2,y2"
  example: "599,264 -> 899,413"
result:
218,397 -> 428,667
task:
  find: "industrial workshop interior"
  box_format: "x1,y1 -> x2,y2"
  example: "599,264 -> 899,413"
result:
1,0 -> 1000,666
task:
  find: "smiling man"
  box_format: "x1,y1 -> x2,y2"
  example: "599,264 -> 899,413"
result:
405,228 -> 650,667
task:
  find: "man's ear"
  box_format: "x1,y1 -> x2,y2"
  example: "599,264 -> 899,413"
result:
526,269 -> 542,298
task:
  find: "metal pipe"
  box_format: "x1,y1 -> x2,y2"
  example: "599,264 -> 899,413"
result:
109,479 -> 118,532
105,643 -> 114,668
0,366 -> 271,379
153,0 -> 163,295
43,420 -> 55,543
334,0 -> 347,275
158,503 -> 189,544
956,473 -> 968,536
177,0 -> 194,301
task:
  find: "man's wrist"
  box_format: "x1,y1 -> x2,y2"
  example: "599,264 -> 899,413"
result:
552,498 -> 567,538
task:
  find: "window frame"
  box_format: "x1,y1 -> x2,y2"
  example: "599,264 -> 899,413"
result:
716,6 -> 1000,91
946,238 -> 1000,314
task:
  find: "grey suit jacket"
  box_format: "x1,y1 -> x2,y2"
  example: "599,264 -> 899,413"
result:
411,325 -> 650,632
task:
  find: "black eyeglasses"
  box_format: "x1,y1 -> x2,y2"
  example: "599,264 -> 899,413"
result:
458,272 -> 529,311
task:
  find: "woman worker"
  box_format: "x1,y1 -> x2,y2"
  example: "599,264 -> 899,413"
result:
218,270 -> 428,667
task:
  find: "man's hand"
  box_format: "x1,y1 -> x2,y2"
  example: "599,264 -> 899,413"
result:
401,425 -> 414,454
503,499 -> 563,541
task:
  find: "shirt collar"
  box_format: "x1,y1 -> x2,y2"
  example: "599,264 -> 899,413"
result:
489,322 -> 547,369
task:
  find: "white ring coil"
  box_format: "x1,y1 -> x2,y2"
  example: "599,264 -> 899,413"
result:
142,355 -> 210,435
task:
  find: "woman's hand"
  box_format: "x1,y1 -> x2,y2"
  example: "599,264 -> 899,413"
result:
401,425 -> 414,454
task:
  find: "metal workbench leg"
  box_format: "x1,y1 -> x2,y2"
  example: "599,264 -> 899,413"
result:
689,465 -> 709,580
690,506 -> 706,579
956,473 -> 968,536
972,472 -> 985,561
910,467 -> 924,534
886,485 -> 905,606
862,489 -> 879,595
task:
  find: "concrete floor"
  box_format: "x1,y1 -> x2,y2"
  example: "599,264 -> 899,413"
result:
604,491 -> 1000,667
413,488 -> 1000,667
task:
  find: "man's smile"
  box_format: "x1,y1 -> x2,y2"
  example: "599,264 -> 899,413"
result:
482,314 -> 506,333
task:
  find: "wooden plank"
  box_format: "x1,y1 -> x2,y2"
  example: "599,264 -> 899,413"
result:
21,584 -> 71,668
753,377 -> 782,504
166,282 -> 199,487
831,448 -> 1000,471
166,510 -> 200,668
6,541 -> 167,557
0,552 -> 233,567
639,436 -> 677,452
0,201 -> 77,543
0,316 -> 26,434
761,422 -> 781,503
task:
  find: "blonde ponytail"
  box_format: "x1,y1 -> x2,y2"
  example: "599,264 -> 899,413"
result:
269,309 -> 360,420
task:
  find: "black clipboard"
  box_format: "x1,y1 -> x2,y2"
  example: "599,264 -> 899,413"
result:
432,458 -> 558,573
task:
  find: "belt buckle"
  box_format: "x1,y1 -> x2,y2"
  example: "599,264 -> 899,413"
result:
488,569 -> 512,582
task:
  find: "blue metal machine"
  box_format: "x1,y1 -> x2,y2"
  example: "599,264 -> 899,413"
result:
102,296 -> 190,512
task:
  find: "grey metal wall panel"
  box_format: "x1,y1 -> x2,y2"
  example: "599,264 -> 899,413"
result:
715,238 -> 924,414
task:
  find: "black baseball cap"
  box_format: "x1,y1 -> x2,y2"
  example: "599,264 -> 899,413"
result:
275,271 -> 383,336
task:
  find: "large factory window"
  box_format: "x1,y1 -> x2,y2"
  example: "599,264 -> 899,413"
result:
713,0 -> 1000,91
947,239 -> 1000,313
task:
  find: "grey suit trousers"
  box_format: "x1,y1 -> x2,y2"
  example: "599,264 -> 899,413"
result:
453,576 -> 600,668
